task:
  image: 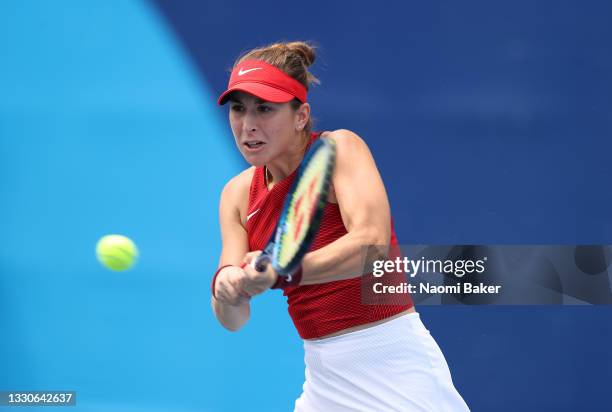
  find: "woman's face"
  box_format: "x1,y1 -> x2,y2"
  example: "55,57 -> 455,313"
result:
228,91 -> 307,166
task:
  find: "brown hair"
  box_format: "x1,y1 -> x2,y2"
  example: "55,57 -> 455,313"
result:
234,41 -> 320,137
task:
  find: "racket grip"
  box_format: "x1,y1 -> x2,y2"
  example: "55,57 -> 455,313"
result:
254,254 -> 271,272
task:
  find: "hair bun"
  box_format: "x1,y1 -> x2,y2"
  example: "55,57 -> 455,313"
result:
236,40 -> 320,88
285,41 -> 316,67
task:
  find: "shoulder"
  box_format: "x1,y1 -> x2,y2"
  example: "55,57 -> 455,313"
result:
220,166 -> 256,225
320,129 -> 374,163
321,129 -> 369,152
220,166 -> 256,203
321,128 -> 363,142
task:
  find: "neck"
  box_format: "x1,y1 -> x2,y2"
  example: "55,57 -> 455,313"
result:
265,132 -> 309,184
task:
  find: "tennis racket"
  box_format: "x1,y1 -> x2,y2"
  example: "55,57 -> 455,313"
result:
254,137 -> 337,277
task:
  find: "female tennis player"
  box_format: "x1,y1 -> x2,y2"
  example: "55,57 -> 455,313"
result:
211,41 -> 469,411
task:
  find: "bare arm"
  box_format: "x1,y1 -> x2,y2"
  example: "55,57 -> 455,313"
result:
299,129 -> 392,285
211,172 -> 252,331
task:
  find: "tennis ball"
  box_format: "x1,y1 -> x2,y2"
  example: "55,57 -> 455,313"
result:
96,234 -> 139,271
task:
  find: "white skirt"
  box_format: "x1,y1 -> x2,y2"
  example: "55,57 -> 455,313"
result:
294,312 -> 470,412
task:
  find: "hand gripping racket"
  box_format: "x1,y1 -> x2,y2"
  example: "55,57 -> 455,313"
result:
254,137 -> 337,279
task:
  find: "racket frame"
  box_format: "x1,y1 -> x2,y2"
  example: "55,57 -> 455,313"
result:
254,137 -> 337,277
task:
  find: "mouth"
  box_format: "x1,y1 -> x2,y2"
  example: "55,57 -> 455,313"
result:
243,140 -> 266,151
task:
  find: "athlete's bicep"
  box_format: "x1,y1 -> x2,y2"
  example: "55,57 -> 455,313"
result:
330,130 -> 391,244
218,178 -> 250,267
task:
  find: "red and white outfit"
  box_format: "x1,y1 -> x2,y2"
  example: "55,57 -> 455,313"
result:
220,60 -> 469,411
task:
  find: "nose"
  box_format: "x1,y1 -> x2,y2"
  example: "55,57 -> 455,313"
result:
242,110 -> 258,134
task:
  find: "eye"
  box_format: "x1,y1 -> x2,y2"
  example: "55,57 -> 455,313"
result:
230,104 -> 244,112
257,105 -> 272,113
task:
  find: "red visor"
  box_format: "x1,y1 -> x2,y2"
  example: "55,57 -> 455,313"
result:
217,60 -> 308,105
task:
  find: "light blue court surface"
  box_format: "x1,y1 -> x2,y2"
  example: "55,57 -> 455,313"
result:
0,1 -> 303,411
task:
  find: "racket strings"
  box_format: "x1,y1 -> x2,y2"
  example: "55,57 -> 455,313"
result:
276,146 -> 335,267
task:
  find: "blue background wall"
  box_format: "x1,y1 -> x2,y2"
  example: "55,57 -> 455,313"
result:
1,0 -> 611,410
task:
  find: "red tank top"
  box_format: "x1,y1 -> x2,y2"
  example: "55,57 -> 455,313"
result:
246,132 -> 413,339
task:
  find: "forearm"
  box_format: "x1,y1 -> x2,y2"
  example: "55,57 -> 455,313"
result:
211,297 -> 250,331
300,229 -> 389,285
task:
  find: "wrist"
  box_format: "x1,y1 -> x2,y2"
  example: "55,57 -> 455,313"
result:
211,264 -> 235,298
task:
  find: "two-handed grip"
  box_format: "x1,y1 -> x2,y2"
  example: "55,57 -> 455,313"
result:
253,254 -> 271,272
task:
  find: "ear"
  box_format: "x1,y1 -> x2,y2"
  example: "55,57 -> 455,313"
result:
295,103 -> 311,131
